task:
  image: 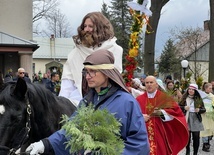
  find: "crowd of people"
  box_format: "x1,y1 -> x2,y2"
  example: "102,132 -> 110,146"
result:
129,73 -> 214,154
1,11 -> 214,155
2,68 -> 61,96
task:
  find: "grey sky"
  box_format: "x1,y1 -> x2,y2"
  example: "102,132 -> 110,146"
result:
59,0 -> 210,56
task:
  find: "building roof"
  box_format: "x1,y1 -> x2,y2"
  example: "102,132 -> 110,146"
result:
32,37 -> 75,59
187,40 -> 209,61
0,31 -> 39,51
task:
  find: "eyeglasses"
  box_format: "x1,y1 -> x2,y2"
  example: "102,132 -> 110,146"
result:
19,72 -> 25,74
82,69 -> 97,78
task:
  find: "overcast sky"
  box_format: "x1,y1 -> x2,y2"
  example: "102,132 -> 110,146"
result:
59,0 -> 210,56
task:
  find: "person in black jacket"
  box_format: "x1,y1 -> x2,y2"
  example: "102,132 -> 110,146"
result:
179,83 -> 206,155
42,73 -> 50,85
45,72 -> 59,96
14,68 -> 31,83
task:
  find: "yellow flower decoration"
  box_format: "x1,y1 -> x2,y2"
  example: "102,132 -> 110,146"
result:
123,0 -> 152,86
129,48 -> 138,57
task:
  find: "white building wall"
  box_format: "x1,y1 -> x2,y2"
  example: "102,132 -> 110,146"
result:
0,0 -> 32,40
33,59 -> 67,75
188,61 -> 209,83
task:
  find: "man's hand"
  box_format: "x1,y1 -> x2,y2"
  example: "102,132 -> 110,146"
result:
26,140 -> 45,155
143,114 -> 150,122
151,108 -> 162,116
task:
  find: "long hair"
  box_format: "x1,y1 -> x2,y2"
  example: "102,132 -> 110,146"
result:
73,12 -> 114,47
179,88 -> 203,106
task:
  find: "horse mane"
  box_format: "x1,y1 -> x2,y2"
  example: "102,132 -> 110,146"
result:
0,79 -> 63,110
26,82 -> 75,135
27,83 -> 59,109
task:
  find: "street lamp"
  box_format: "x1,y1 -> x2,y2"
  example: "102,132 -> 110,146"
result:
181,60 -> 189,78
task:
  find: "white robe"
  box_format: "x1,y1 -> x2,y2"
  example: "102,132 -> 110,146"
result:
59,37 -> 123,106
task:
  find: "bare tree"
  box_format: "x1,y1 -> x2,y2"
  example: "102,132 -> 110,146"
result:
209,0 -> 214,81
33,0 -> 59,23
33,0 -> 72,37
43,9 -> 72,38
143,0 -> 169,75
171,26 -> 209,81
33,0 -> 59,35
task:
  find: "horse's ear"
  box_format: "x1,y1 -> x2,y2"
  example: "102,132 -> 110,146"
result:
13,78 -> 27,100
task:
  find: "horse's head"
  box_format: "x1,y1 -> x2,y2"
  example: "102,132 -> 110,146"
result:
0,77 -> 76,154
0,78 -> 29,153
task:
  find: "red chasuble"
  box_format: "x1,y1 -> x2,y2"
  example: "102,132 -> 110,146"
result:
136,90 -> 189,155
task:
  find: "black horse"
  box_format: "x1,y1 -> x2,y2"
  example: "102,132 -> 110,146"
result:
0,78 -> 76,155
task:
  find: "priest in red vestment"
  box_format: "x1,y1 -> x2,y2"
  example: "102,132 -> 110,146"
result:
136,76 -> 189,155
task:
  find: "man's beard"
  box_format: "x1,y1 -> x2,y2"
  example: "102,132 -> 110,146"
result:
80,31 -> 95,48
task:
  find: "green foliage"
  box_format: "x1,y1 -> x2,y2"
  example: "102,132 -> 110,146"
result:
196,76 -> 203,89
101,0 -> 145,69
158,39 -> 180,75
101,2 -> 111,20
61,104 -> 124,155
101,0 -> 133,64
180,71 -> 192,93
194,97 -> 203,108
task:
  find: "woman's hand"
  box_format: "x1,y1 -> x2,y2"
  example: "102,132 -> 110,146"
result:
195,108 -> 199,113
185,106 -> 190,111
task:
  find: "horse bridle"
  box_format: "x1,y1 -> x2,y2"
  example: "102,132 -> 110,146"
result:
0,98 -> 32,155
